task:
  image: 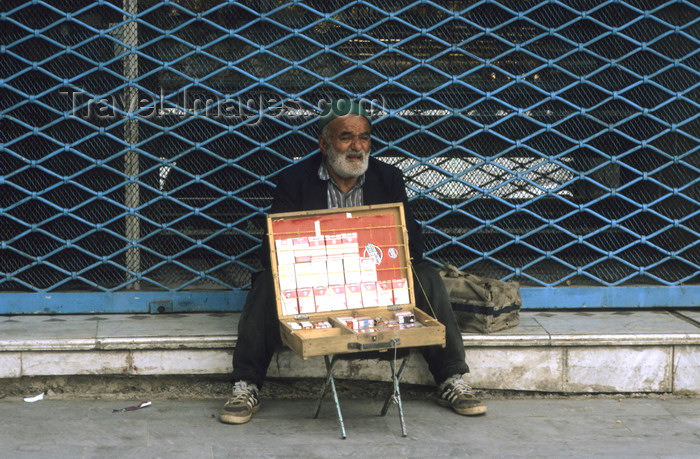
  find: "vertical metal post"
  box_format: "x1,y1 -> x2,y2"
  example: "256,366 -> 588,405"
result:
122,0 -> 140,289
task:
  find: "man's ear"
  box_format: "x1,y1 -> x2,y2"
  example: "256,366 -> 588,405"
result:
319,134 -> 328,157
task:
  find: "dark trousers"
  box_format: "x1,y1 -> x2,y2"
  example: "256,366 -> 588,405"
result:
231,262 -> 469,388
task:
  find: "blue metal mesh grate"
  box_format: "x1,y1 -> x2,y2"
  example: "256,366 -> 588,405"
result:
1,1 -> 698,308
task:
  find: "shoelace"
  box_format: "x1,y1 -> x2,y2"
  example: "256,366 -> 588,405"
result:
443,380 -> 473,401
227,385 -> 257,407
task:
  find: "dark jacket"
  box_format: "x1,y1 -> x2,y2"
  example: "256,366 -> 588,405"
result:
261,154 -> 424,266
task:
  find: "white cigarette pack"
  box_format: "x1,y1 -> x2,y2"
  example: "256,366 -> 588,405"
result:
377,280 -> 394,306
294,262 -> 313,289
324,234 -> 344,259
292,237 -> 311,263
392,278 -> 410,305
308,235 -> 327,261
361,281 -> 378,307
343,256 -> 362,284
275,238 -> 295,265
329,284 -> 347,310
326,258 -> 345,286
277,263 -> 296,291
345,283 -> 363,309
296,287 -> 316,314
281,289 -> 298,316
342,232 -> 359,256
313,285 -> 332,312
336,316 -> 357,330
309,260 -> 329,287
360,257 -> 378,283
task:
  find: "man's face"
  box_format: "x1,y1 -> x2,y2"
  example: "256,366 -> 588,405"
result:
321,115 -> 371,180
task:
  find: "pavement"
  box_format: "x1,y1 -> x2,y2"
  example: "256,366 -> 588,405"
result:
1,394 -> 699,458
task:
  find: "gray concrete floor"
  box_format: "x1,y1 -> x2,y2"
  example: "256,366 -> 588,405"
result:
1,396 -> 699,458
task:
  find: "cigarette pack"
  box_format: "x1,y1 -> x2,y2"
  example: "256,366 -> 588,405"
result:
354,316 -> 375,330
360,257 -> 378,283
281,289 -> 298,316
324,234 -> 344,259
309,260 -> 329,287
345,283 -> 363,309
361,281 -> 378,307
342,232 -> 359,256
293,237 -> 311,263
275,238 -> 295,265
296,287 -> 316,314
326,258 -> 345,286
336,316 -> 357,330
313,285 -> 332,312
336,316 -> 373,331
376,280 -> 394,306
329,284 -> 347,310
343,256 -> 362,284
392,278 -> 410,305
295,261 -> 315,289
277,263 -> 296,291
308,235 -> 327,261
395,311 -> 415,324
375,321 -> 400,332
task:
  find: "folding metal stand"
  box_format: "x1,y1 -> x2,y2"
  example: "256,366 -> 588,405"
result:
313,352 -> 410,439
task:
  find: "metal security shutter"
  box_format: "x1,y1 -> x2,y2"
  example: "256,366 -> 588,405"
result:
1,1 -> 698,313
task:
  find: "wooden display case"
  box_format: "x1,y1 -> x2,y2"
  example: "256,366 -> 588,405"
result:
267,203 -> 446,360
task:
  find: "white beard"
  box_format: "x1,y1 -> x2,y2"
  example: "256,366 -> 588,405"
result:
326,144 -> 369,179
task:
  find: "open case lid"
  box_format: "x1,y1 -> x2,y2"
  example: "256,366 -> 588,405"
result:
266,203 -> 416,321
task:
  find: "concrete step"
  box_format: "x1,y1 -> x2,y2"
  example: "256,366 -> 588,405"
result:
2,310 -> 700,394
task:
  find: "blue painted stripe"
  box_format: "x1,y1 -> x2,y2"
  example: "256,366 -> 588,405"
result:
0,286 -> 697,315
0,291 -> 248,315
520,286 -> 700,309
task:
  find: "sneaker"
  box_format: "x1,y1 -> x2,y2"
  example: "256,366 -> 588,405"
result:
219,381 -> 260,424
437,375 -> 487,416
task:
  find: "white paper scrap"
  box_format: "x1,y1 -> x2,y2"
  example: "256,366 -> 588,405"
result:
24,392 -> 45,403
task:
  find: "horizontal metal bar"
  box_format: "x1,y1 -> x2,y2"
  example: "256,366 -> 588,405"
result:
1,286 -> 698,315
0,291 -> 248,315
520,286 -> 700,309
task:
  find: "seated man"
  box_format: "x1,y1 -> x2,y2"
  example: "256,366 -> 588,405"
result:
220,99 -> 487,424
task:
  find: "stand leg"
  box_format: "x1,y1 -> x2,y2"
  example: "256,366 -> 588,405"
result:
313,355 -> 334,419
380,356 -> 409,437
314,355 -> 346,439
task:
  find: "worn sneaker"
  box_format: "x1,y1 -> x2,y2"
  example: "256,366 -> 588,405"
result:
219,381 -> 260,424
437,375 -> 487,416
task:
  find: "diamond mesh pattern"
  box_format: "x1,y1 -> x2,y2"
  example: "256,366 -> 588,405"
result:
1,1 -> 698,297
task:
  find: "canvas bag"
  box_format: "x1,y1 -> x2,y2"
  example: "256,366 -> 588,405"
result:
438,264 -> 522,333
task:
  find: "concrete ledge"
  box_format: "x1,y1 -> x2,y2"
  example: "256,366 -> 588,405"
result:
1,310 -> 700,394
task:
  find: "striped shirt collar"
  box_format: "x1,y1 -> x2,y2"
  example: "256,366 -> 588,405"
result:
318,159 -> 365,209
